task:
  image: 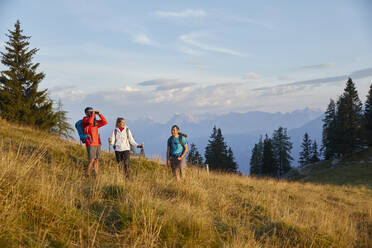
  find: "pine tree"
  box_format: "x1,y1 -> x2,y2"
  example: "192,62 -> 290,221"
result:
50,99 -> 74,139
0,20 -> 57,129
322,99 -> 337,159
211,127 -> 228,171
204,126 -> 238,172
250,144 -> 260,175
187,143 -> 204,165
364,83 -> 372,146
262,135 -> 276,176
250,136 -> 263,175
310,140 -> 320,163
299,133 -> 312,166
335,78 -> 364,156
272,127 -> 293,176
205,126 -> 219,169
226,147 -> 238,173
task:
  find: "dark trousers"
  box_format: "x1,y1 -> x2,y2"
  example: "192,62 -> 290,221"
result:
115,150 -> 130,178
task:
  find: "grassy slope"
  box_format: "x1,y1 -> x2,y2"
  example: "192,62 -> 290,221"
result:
0,119 -> 371,247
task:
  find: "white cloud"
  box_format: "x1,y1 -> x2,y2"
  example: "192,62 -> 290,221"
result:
155,9 -> 206,18
59,80 -> 254,121
50,85 -> 87,102
180,33 -> 245,57
132,34 -> 154,46
243,72 -> 261,79
58,73 -> 372,123
120,85 -> 140,92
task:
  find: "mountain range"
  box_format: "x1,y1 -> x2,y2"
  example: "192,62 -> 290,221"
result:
95,108 -> 323,174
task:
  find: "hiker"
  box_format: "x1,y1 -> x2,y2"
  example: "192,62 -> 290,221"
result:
167,125 -> 188,181
82,107 -> 107,177
109,117 -> 143,178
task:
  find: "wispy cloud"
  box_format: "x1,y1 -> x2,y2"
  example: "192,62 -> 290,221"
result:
180,33 -> 245,57
155,9 -> 206,18
132,33 -> 155,46
56,77 -> 338,122
299,62 -> 336,70
138,79 -> 196,91
253,67 -> 372,96
349,67 -> 372,79
64,81 -> 247,121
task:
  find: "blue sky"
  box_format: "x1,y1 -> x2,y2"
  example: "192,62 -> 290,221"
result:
0,0 -> 372,122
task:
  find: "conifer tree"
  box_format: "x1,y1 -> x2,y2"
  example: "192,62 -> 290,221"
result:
205,126 -> 238,172
250,144 -> 260,175
322,99 -> 337,159
205,126 -> 219,170
310,140 -> 320,163
187,143 -> 204,165
262,135 -> 276,176
364,83 -> 372,146
250,136 -> 263,175
272,127 -> 293,176
0,20 -> 57,129
299,133 -> 312,166
226,147 -> 238,173
335,78 -> 364,155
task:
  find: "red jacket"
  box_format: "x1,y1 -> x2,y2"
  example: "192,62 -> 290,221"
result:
82,113 -> 108,146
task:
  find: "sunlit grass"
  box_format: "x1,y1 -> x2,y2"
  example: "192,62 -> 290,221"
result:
0,119 -> 371,247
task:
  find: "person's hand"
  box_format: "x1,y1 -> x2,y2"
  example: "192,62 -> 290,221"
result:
177,156 -> 182,160
108,137 -> 112,143
167,159 -> 170,166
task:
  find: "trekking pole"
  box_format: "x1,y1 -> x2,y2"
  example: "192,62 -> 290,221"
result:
137,144 -> 144,177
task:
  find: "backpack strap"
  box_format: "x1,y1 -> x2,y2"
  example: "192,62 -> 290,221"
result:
179,134 -> 185,153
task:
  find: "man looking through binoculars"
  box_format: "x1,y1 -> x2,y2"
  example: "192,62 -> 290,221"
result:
82,106 -> 107,177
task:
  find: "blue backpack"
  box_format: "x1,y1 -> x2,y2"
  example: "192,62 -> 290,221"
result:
75,119 -> 88,143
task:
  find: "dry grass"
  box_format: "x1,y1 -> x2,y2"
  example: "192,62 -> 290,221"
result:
0,119 -> 371,247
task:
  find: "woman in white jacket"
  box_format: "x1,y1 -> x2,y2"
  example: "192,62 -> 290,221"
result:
109,117 -> 143,178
